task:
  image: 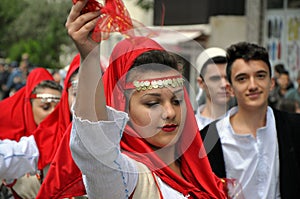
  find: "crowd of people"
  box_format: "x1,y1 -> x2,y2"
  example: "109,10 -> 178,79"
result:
1,0 -> 300,198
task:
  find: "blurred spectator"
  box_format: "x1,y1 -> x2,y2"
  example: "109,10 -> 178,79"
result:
51,69 -> 62,85
277,98 -> 298,113
5,60 -> 29,97
274,64 -> 285,79
269,70 -> 293,108
273,63 -> 294,89
0,61 -> 10,100
285,70 -> 300,113
21,53 -> 34,71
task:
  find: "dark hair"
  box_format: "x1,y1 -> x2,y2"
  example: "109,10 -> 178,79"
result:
32,80 -> 63,94
125,50 -> 179,110
200,56 -> 227,78
277,99 -> 296,113
127,50 -> 178,81
280,70 -> 289,76
226,42 -> 271,84
274,63 -> 285,74
69,68 -> 79,83
131,50 -> 178,70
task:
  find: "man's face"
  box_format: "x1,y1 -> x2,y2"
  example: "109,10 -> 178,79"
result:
230,59 -> 274,110
277,73 -> 289,90
198,63 -> 231,105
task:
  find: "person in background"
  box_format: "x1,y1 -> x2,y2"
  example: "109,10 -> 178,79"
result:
36,54 -> 83,199
285,70 -> 300,113
5,60 -> 29,97
0,61 -> 10,100
200,42 -> 300,199
194,47 -> 232,130
276,98 -> 298,113
33,53 -> 80,174
273,63 -> 285,85
51,69 -> 62,85
1,53 -> 80,199
273,63 -> 294,90
268,69 -> 293,108
0,68 -> 62,199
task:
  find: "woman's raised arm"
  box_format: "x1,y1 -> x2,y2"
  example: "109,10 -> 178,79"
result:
66,0 -> 107,121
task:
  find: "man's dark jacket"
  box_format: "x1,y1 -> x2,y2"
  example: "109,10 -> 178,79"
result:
200,109 -> 300,198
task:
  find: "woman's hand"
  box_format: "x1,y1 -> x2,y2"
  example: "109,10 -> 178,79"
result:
66,0 -> 101,60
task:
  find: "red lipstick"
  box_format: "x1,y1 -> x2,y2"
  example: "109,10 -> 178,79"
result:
161,124 -> 178,132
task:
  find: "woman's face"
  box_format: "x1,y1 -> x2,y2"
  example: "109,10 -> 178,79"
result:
32,88 -> 61,125
128,70 -> 186,149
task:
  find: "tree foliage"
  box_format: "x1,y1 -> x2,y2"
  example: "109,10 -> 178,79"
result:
0,0 -> 153,68
0,0 -> 73,68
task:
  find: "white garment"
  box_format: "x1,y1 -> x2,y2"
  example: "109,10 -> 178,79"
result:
71,106 -> 189,199
195,105 -> 214,130
0,135 -> 39,180
216,107 -> 280,199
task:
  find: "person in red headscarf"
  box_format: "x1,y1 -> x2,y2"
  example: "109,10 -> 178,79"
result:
36,54 -> 86,199
14,55 -> 80,199
34,53 -> 80,171
61,1 -> 229,198
0,67 -> 62,198
0,54 -> 80,198
0,68 -> 61,141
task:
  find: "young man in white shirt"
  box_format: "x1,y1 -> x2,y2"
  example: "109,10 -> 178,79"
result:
194,47 -> 233,130
201,42 -> 300,199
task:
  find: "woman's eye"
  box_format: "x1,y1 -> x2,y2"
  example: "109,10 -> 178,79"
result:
42,104 -> 51,111
173,99 -> 183,105
145,101 -> 159,107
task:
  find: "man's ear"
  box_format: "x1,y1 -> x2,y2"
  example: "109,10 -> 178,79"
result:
270,77 -> 276,91
197,76 -> 205,89
226,84 -> 235,97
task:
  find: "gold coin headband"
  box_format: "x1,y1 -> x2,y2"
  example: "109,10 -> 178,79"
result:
30,93 -> 61,103
125,75 -> 185,91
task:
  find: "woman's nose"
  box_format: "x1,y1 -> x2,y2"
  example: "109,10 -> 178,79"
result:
161,103 -> 176,120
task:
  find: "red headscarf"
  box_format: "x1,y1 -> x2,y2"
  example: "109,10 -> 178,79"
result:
0,68 -> 54,141
34,53 -> 80,170
36,55 -> 87,199
103,36 -> 227,199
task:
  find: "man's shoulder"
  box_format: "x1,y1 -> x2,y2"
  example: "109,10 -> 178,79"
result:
200,119 -> 220,139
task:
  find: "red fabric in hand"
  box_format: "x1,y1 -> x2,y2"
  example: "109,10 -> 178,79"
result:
72,0 -> 133,42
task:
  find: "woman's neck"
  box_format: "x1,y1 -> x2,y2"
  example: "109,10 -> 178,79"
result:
155,145 -> 183,178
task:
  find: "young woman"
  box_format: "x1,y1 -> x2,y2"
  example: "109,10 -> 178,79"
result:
0,67 -> 62,198
63,1 -> 229,198
0,67 -> 61,141
34,53 -> 80,171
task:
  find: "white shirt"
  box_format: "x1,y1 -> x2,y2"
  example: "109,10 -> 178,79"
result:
71,106 -> 189,199
0,135 -> 39,181
216,107 -> 280,199
195,105 -> 214,130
